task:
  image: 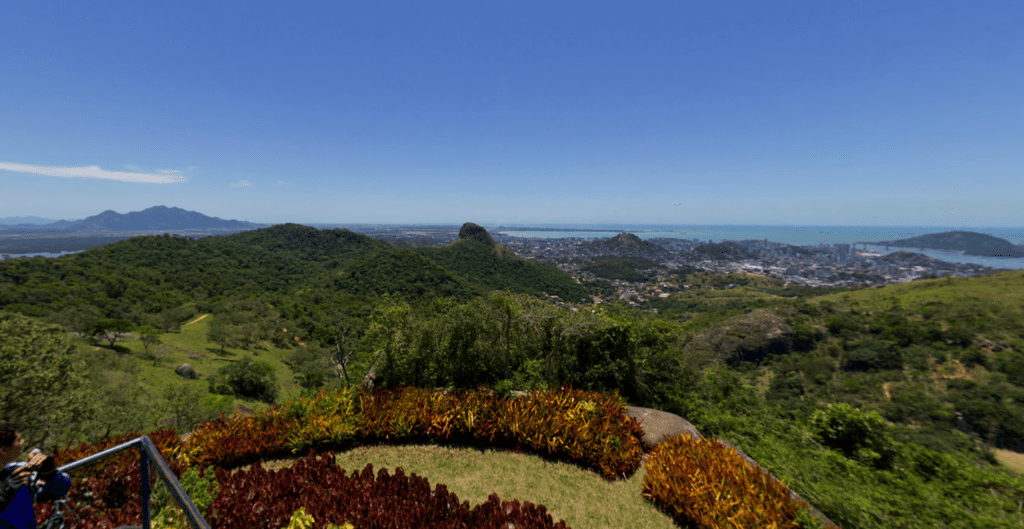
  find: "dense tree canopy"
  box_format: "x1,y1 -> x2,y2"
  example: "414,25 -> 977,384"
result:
0,312 -> 91,447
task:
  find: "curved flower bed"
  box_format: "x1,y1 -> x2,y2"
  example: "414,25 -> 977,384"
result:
45,386 -> 644,528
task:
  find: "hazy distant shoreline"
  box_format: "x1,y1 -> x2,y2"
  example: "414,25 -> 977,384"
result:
4,223 -> 1024,270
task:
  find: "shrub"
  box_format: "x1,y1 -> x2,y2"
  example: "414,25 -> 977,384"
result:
642,434 -> 806,529
150,466 -> 220,529
768,370 -> 805,401
209,359 -> 279,403
810,403 -> 897,469
789,322 -> 821,352
281,386 -> 360,453
206,453 -> 570,529
825,314 -> 859,336
180,410 -> 295,468
842,342 -> 903,371
182,387 -> 644,480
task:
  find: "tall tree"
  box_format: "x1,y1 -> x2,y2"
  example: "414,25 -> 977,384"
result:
88,318 -> 134,349
0,312 -> 91,447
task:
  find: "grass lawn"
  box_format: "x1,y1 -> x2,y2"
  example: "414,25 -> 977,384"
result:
255,444 -> 676,529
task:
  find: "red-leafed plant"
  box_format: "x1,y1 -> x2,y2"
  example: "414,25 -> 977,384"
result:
206,452 -> 570,529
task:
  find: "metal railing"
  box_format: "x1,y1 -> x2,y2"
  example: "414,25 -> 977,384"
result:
57,435 -> 211,529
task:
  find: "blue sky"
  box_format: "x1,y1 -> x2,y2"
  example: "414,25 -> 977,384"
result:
2,1 -> 1022,226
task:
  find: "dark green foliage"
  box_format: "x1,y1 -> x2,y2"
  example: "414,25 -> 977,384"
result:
945,321 -> 975,347
87,318 -> 134,348
287,343 -> 337,390
333,248 -> 478,301
209,359 -> 279,403
881,383 -> 953,424
788,321 -> 822,352
945,375 -> 1024,451
418,240 -> 587,301
842,340 -> 903,371
206,298 -> 279,352
0,312 -> 90,447
366,292 -> 684,409
868,311 -> 920,347
582,256 -> 658,282
227,223 -> 390,262
959,347 -> 989,368
825,313 -> 861,337
0,228 -> 386,321
162,381 -> 234,433
997,350 -> 1024,386
810,403 -> 897,469
768,370 -> 805,400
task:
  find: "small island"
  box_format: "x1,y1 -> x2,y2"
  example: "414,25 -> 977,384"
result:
871,230 -> 1024,258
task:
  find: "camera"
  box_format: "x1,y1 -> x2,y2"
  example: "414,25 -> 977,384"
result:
25,448 -> 57,475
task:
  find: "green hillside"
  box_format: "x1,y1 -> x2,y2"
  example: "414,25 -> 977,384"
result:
332,247 -> 479,301
4,228 -> 1024,528
418,223 -> 586,301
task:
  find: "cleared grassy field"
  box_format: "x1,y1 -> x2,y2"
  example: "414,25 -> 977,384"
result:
76,314 -> 307,419
994,449 -> 1024,475
257,444 -> 676,529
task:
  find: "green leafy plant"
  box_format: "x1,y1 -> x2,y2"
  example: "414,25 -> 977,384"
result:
810,403 -> 897,469
209,359 -> 279,403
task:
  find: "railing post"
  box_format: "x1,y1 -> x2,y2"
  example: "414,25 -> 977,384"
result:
140,445 -> 151,529
58,435 -> 210,529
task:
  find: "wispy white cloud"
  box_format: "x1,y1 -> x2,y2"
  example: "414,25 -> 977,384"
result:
230,179 -> 252,187
0,162 -> 187,184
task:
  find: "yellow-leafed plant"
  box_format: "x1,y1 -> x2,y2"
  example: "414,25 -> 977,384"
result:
642,434 -> 806,529
283,386 -> 360,452
281,507 -> 354,529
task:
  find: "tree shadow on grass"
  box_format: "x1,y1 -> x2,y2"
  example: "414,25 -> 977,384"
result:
207,346 -> 238,357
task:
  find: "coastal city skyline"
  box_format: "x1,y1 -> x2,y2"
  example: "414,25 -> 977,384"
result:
2,2 -> 1022,227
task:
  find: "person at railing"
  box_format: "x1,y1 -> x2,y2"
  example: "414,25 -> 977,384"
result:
1,424 -> 71,529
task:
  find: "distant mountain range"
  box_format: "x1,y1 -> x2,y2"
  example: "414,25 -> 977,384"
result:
0,216 -> 67,226
0,206 -> 260,234
874,230 -> 1024,258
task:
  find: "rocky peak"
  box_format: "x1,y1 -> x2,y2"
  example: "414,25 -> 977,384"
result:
457,222 -> 497,246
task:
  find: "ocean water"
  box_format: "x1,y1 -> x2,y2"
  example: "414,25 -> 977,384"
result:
489,224 -> 1024,270
0,250 -> 83,259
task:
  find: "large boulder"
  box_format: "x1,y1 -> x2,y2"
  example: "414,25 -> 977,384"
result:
682,309 -> 793,365
625,406 -> 704,450
174,363 -> 198,379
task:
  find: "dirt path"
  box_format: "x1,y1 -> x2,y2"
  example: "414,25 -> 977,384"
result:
184,314 -> 210,326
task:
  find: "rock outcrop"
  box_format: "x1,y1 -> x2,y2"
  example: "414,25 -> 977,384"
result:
625,406 -> 703,450
683,309 -> 793,365
174,363 -> 198,379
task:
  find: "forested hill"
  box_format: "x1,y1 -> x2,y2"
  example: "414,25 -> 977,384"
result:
226,223 -> 391,262
875,230 -> 1024,257
583,232 -> 672,262
416,223 -> 587,301
0,222 -> 584,324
